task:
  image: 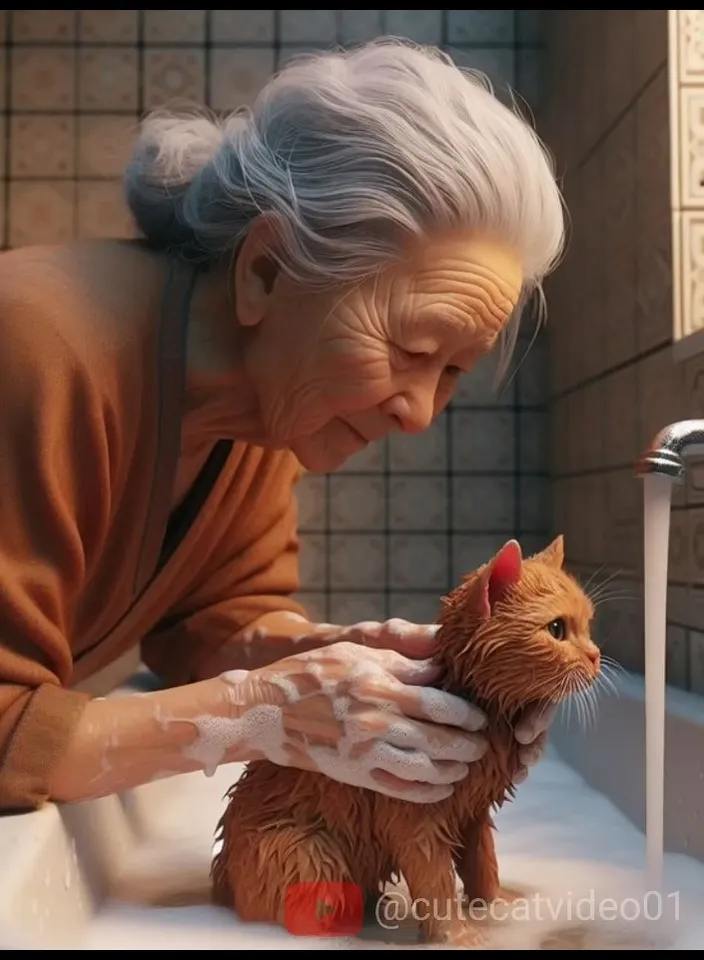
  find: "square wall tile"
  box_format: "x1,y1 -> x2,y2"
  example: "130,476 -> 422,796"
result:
280,10 -> 337,43
330,593 -> 388,625
144,48 -> 205,109
452,475 -> 515,532
389,476 -> 448,531
389,415 -> 447,472
210,11 -> 275,44
11,47 -> 76,111
330,534 -> 386,590
78,48 -> 138,111
385,11 -> 442,44
210,48 -> 275,111
452,410 -> 515,473
447,10 -> 514,45
389,592 -> 443,624
144,10 -> 206,44
340,10 -> 384,44
79,11 -> 139,43
9,182 -> 75,248
389,534 -> 448,590
11,115 -> 75,178
329,476 -> 386,531
13,10 -> 75,42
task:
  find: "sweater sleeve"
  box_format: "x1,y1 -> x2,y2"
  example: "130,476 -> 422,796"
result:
0,299 -> 111,811
140,448 -> 308,687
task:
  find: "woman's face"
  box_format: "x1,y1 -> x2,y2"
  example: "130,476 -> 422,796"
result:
235,227 -> 523,473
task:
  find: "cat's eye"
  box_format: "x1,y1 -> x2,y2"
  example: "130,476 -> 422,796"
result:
547,618 -> 567,641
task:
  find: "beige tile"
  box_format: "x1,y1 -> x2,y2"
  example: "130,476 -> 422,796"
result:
294,473 -> 326,532
79,10 -> 138,43
388,415 -> 447,472
298,533 -> 326,590
389,592 -> 443,625
10,115 -> 74,178
679,88 -> 704,211
12,10 -> 75,42
78,48 -> 138,111
686,456 -> 704,507
389,476 -> 448,531
76,181 -> 135,240
209,47 -> 275,112
78,115 -> 137,178
143,48 -> 205,110
11,47 -> 76,111
144,10 -> 205,44
210,10 -> 274,44
389,534 -> 448,590
328,475 -> 385,531
9,181 -> 74,248
677,11 -> 704,85
329,593 -> 387,625
451,475 -> 514,533
680,212 -> 704,338
330,534 -> 386,590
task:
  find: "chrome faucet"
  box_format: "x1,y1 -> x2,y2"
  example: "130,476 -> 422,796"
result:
634,420 -> 704,482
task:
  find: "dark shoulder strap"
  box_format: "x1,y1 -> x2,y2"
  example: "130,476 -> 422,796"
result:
132,259 -> 199,599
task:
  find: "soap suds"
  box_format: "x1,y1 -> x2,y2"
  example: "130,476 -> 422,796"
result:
80,745 -> 704,950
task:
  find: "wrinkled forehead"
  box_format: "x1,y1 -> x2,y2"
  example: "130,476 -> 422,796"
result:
389,231 -> 524,344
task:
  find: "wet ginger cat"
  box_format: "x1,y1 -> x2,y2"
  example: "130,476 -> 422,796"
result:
211,535 -> 601,947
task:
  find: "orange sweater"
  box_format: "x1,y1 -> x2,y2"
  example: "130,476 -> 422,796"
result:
0,241 -> 305,811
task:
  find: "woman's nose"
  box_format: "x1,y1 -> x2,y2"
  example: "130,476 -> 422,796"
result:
381,391 -> 436,434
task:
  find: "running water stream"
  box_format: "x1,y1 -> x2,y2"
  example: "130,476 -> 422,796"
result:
642,473 -> 673,893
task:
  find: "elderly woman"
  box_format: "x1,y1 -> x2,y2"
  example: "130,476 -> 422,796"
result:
0,38 -> 564,813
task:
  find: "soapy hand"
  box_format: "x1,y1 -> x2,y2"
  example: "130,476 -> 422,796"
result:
219,641 -> 489,803
320,618 -> 554,780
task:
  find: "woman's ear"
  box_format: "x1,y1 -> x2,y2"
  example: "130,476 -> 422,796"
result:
233,216 -> 282,328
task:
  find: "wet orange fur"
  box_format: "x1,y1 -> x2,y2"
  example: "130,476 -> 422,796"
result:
211,535 -> 600,946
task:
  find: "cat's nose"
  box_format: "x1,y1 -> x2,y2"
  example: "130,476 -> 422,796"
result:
585,646 -> 600,668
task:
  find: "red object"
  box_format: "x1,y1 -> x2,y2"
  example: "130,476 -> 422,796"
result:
284,881 -> 365,937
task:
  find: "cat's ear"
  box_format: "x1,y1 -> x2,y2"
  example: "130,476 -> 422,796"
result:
475,539 -> 523,617
533,534 -> 565,569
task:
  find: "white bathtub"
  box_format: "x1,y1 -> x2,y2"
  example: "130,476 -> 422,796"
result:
2,668 -> 704,950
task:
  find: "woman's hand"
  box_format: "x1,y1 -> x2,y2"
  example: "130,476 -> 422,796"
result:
218,641 -> 489,804
317,617 -> 554,781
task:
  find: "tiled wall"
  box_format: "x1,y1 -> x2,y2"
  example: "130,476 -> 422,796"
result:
540,10 -> 704,696
0,9 -> 549,627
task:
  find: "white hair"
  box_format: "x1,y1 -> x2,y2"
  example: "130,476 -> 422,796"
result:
124,37 -> 565,366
